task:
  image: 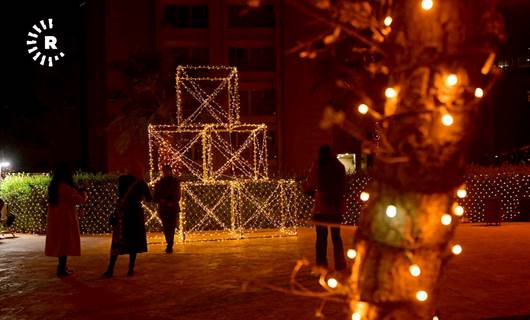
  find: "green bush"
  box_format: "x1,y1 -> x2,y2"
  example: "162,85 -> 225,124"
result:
0,173 -> 120,234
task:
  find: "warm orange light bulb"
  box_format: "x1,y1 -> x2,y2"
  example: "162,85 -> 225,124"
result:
442,114 -> 454,126
457,189 -> 467,198
358,104 -> 369,114
347,249 -> 357,259
327,277 -> 338,288
385,87 -> 397,99
384,16 -> 393,26
360,191 -> 370,201
421,0 -> 433,10
475,88 -> 484,98
386,205 -> 397,218
441,214 -> 452,226
416,290 -> 429,301
409,264 -> 421,277
446,74 -> 458,87
452,244 -> 463,255
454,205 -> 464,216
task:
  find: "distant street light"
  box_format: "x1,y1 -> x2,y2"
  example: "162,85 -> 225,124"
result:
0,161 -> 10,178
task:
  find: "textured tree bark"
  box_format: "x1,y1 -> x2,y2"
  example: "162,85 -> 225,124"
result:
346,1 -> 504,319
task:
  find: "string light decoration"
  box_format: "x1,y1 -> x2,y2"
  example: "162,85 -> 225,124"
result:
148,66 -> 268,182
176,179 -> 302,241
147,65 -> 306,241
278,0 -> 506,318
3,166 -> 526,234
409,264 -> 421,277
148,124 -> 269,181
0,174 -> 118,234
421,0 -> 434,11
458,166 -> 530,222
347,249 -> 357,259
175,65 -> 240,127
357,104 -> 369,115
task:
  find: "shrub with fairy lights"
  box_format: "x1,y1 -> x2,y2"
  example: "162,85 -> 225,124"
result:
0,173 -> 310,236
2,166 -> 526,237
0,173 -> 118,234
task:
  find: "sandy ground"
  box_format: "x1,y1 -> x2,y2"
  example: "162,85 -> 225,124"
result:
1,224 -> 530,320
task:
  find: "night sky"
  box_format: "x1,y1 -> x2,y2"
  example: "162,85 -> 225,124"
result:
0,0 -> 529,172
1,0 -> 86,172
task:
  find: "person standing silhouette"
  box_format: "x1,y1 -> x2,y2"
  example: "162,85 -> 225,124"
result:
153,165 -> 180,253
104,166 -> 151,277
303,145 -> 347,271
45,163 -> 87,277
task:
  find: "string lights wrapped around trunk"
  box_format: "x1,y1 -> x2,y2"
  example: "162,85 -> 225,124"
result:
147,65 -> 304,241
282,0 -> 507,318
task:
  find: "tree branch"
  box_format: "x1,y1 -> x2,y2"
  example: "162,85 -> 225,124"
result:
288,0 -> 388,57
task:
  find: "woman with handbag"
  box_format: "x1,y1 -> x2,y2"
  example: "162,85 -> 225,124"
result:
104,166 -> 151,277
45,163 -> 87,277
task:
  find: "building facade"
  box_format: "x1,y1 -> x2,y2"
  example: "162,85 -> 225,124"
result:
104,0 -> 342,176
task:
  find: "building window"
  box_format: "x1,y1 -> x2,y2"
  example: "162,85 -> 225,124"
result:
163,5 -> 208,28
239,89 -> 275,116
228,47 -> 275,71
228,4 -> 275,28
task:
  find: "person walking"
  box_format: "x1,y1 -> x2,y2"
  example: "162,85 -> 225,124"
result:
153,165 -> 180,253
45,163 -> 87,277
303,145 -> 347,271
104,167 -> 151,277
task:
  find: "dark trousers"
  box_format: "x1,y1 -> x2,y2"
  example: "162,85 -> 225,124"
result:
107,253 -> 136,272
58,256 -> 67,272
315,225 -> 346,270
160,211 -> 177,248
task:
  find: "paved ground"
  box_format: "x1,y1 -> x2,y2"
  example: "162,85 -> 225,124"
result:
1,224 -> 530,320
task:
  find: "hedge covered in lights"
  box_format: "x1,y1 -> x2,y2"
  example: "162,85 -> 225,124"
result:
458,165 -> 530,222
1,166 -> 528,234
0,173 -> 119,234
342,165 -> 530,224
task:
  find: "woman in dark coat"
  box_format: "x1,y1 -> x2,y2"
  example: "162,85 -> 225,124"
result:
104,170 -> 152,277
303,145 -> 347,271
153,164 -> 180,253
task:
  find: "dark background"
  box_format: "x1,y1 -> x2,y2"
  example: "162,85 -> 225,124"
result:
1,0 -> 87,172
0,0 -> 529,173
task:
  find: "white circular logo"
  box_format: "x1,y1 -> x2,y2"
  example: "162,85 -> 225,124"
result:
26,18 -> 65,67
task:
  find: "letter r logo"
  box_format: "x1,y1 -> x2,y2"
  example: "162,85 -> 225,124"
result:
44,36 -> 58,50
27,18 -> 65,67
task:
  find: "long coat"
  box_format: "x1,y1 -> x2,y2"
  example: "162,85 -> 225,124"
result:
153,176 -> 180,217
110,175 -> 152,255
45,183 -> 87,257
303,159 -> 346,223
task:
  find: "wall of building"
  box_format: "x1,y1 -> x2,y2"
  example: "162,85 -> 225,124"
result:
103,0 -> 358,176
105,0 -> 156,173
